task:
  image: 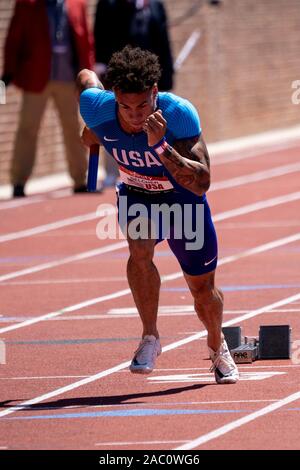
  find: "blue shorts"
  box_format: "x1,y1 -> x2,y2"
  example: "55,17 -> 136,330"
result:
116,184 -> 218,276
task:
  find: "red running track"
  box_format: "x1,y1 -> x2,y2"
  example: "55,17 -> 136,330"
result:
0,140 -> 300,450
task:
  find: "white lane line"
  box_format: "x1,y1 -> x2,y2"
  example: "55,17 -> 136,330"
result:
0,287 -> 130,334
0,277 -> 128,286
0,310 -> 250,323
1,231 -> 300,335
270,308 -> 300,313
0,196 -> 45,210
213,191 -> 300,222
211,162 -> 300,191
148,371 -> 285,384
0,189 -> 71,211
140,365 -> 300,371
211,141 -> 300,166
217,220 -> 300,229
174,390 -> 300,450
174,30 -> 201,71
208,125 -> 300,157
2,162 -> 300,245
95,440 -> 189,447
0,241 -> 127,283
0,206 -> 116,244
217,232 -> 300,268
0,376 -> 88,380
1,189 -> 300,284
0,291 -> 300,419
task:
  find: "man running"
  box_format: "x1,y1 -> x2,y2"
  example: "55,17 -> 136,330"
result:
77,46 -> 239,384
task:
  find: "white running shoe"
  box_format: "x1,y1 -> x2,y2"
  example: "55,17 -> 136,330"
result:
129,335 -> 161,374
209,339 -> 239,384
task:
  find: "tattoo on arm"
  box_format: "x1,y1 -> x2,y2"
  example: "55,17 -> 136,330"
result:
76,69 -> 104,95
159,135 -> 211,196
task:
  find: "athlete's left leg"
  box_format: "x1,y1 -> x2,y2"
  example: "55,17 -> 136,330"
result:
166,194 -> 239,383
183,269 -> 239,384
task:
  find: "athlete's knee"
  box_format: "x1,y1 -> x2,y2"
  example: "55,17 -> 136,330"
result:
127,239 -> 155,264
190,278 -> 223,307
195,286 -> 222,306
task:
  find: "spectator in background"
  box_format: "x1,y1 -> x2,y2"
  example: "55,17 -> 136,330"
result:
1,0 -> 94,197
93,0 -> 174,188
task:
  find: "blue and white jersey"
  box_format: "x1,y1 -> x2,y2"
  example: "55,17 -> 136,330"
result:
80,88 -> 201,194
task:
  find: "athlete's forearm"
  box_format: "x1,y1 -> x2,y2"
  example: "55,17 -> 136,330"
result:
157,141 -> 210,196
76,69 -> 104,96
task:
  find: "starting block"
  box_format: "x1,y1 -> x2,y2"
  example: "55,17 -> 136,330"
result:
259,325 -> 291,359
224,325 -> 291,363
222,326 -> 242,350
231,344 -> 258,363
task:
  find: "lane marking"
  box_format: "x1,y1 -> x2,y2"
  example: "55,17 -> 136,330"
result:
1,231 -> 300,334
95,440 -> 188,447
0,310 -> 250,323
1,189 -> 300,283
0,207 -> 116,244
3,409 -> 252,421
5,405 -> 300,422
175,390 -> 300,450
0,287 -> 131,334
208,125 -> 300,157
212,141 -> 300,166
124,365 -> 300,371
213,191 -> 300,222
1,306 -> 299,323
0,242 -> 127,283
147,371 -> 285,384
174,30 -> 201,71
217,220 -> 300,228
0,277 -> 128,286
0,290 -> 300,419
211,162 -> 300,191
162,284 -> 300,293
0,189 -> 71,211
0,376 -> 88,380
2,164 -> 300,245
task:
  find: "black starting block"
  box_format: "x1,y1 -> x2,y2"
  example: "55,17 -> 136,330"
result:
259,325 -> 291,359
222,326 -> 242,350
227,324 -> 291,363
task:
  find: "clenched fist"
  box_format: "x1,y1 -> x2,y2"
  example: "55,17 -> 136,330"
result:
143,110 -> 167,147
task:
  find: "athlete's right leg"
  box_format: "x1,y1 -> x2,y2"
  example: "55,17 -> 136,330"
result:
117,188 -> 162,373
127,233 -> 160,339
126,232 -> 162,374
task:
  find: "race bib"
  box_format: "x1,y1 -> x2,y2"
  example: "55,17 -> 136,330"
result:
119,167 -> 174,192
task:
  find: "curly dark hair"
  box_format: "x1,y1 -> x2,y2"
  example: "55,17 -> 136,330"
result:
105,46 -> 161,93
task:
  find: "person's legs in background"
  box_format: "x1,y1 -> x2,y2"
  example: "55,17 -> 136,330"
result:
10,87 -> 49,197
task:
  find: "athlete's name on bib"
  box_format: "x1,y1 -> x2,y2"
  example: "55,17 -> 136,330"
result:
119,167 -> 174,192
